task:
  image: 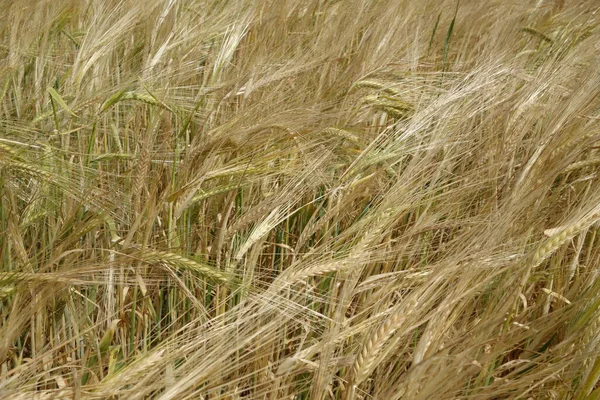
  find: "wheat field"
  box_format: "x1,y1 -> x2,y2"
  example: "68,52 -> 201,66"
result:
0,0 -> 600,398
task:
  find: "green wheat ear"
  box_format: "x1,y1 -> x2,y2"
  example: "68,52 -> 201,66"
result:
352,80 -> 400,96
0,285 -> 15,300
136,249 -> 239,288
100,89 -> 180,115
521,26 -> 554,44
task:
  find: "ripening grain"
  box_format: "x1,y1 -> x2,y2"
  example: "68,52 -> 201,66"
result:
1,0 -> 600,399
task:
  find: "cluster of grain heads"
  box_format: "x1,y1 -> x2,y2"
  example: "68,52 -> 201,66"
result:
0,0 -> 599,398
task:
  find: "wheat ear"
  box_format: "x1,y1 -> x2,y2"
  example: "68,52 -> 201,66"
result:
352,306 -> 410,386
137,249 -> 235,286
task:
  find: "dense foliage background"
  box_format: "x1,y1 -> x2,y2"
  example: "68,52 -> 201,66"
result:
1,0 -> 600,398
